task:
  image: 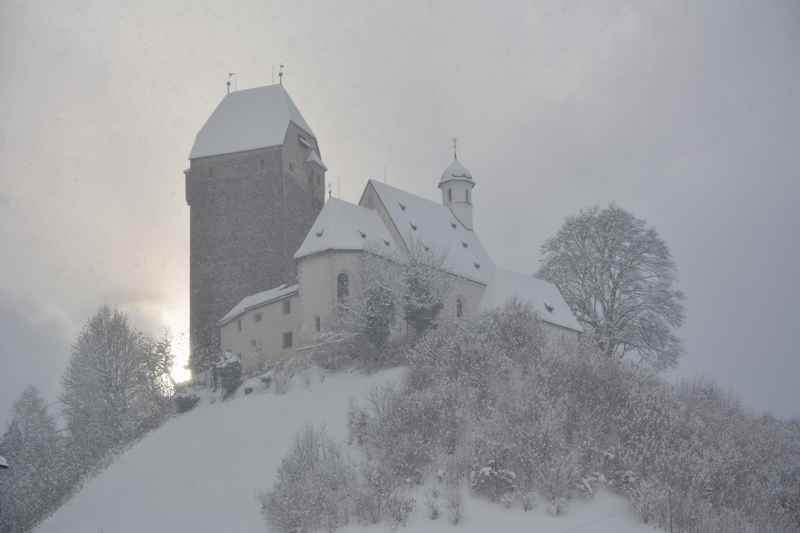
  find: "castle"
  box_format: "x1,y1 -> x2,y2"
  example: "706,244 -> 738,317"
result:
186,84 -> 580,376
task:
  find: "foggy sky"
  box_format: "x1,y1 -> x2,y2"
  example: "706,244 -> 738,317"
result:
1,0 -> 798,428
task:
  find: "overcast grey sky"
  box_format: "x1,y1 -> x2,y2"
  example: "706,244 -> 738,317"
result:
1,0 -> 798,426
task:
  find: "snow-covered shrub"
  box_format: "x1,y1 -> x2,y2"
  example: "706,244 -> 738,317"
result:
424,487 -> 440,519
213,352 -> 242,399
445,484 -> 462,524
261,425 -> 357,533
173,391 -> 200,413
310,332 -> 368,370
469,461 -> 516,502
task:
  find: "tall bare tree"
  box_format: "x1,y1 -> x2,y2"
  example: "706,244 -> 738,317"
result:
538,205 -> 684,369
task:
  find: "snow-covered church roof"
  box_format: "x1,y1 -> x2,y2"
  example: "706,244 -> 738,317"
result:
481,268 -> 582,332
294,198 -> 396,260
364,180 -> 494,284
190,85 -> 315,159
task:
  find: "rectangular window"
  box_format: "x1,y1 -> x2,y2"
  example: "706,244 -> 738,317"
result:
282,331 -> 293,349
283,299 -> 291,315
315,316 -> 321,332
237,319 -> 242,332
254,312 -> 262,323
251,339 -> 257,348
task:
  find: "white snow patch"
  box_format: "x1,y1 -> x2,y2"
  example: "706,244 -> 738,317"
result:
37,366 -> 650,533
36,368 -> 403,533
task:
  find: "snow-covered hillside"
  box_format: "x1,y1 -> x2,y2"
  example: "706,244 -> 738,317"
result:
36,368 -> 654,533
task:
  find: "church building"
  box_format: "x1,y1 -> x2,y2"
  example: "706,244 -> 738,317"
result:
187,83 -> 581,376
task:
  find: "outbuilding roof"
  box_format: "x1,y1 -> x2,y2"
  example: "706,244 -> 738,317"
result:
190,85 -> 314,159
218,283 -> 299,327
481,268 -> 582,332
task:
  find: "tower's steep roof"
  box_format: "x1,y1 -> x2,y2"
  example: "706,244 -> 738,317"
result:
439,158 -> 473,184
190,85 -> 315,159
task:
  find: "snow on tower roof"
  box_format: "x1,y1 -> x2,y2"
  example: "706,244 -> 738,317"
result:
363,180 -> 494,284
294,198 -> 396,260
218,283 -> 299,327
481,268 -> 582,332
305,150 -> 327,170
190,85 -> 315,159
439,158 -> 473,183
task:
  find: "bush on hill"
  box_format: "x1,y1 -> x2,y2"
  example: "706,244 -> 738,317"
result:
264,302 -> 800,532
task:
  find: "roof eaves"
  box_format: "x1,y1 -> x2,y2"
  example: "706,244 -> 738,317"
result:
217,287 -> 299,327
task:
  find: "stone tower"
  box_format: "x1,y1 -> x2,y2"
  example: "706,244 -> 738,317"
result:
185,84 -> 326,374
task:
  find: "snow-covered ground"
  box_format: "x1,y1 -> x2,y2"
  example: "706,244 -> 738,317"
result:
37,368 -> 655,533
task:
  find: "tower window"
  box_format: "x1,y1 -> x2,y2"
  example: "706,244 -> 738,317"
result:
466,189 -> 471,204
448,188 -> 452,202
315,316 -> 321,332
456,298 -> 464,318
260,159 -> 265,170
337,273 -> 350,301
282,332 -> 293,349
237,319 -> 242,332
283,299 -> 291,315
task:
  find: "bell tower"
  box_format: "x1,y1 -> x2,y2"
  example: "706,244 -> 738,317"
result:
185,84 -> 325,374
438,142 -> 475,230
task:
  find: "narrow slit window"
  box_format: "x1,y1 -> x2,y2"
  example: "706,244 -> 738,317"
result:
337,273 -> 349,301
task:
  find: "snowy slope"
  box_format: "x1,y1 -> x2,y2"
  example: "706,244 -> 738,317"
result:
37,368 -> 654,533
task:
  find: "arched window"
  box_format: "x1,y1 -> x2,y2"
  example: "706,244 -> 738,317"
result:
456,298 -> 464,318
447,188 -> 452,202
465,189 -> 470,204
337,272 -> 350,301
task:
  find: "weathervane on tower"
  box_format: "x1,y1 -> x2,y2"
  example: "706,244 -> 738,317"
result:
452,137 -> 458,160
278,64 -> 285,86
226,73 -> 236,95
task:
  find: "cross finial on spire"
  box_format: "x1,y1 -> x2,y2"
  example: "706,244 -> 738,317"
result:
278,64 -> 285,86
226,73 -> 236,95
452,137 -> 458,160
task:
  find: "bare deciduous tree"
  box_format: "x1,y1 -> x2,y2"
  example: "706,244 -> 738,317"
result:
537,205 -> 684,369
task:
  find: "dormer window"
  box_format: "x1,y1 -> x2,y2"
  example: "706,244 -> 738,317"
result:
359,231 -> 367,239
544,302 -> 555,313
315,229 -> 324,237
451,222 -> 457,229
461,241 -> 468,248
410,222 -> 417,231
398,202 -> 406,211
